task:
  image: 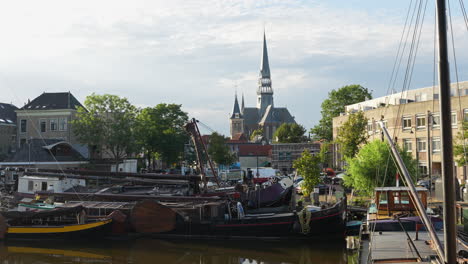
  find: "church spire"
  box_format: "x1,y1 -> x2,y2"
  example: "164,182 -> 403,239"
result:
230,93 -> 242,119
260,31 -> 271,78
257,31 -> 273,95
257,30 -> 273,117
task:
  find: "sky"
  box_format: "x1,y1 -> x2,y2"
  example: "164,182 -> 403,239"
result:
1,0 -> 468,136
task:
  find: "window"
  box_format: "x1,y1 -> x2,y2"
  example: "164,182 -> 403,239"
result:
59,117 -> 67,131
379,192 -> 388,205
39,119 -> 47,133
432,137 -> 441,153
403,139 -> 412,152
379,120 -> 388,129
419,163 -> 428,175
20,119 -> 27,133
50,118 -> 58,131
452,112 -> 457,127
464,109 -> 468,122
402,116 -> 412,130
400,192 -> 410,205
28,180 -> 33,191
367,121 -> 373,133
417,138 -> 427,152
432,113 -> 440,128
434,93 -> 439,100
416,114 -> 426,129
41,182 -> 47,191
393,192 -> 401,204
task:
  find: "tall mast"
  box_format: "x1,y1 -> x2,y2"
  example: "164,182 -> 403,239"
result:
436,0 -> 457,263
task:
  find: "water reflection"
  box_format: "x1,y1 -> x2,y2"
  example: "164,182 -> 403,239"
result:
0,238 -> 350,264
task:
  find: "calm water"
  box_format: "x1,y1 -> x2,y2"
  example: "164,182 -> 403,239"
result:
0,238 -> 355,264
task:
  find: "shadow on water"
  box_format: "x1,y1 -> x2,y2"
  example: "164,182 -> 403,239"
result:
0,238 -> 351,264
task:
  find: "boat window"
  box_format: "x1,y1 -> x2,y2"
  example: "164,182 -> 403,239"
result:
28,180 -> 33,191
378,192 -> 388,205
400,192 -> 410,204
393,192 -> 400,204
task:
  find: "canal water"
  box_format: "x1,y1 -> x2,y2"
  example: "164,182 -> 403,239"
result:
0,238 -> 356,263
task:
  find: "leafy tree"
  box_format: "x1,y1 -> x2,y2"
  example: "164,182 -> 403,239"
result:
311,84 -> 372,141
454,121 -> 468,166
293,150 -> 321,196
208,132 -> 235,166
335,111 -> 368,159
72,94 -> 138,163
250,127 -> 264,141
318,141 -> 332,168
135,104 -> 188,168
345,140 -> 417,195
273,123 -> 306,143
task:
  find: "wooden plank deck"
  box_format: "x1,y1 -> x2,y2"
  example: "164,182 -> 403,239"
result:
367,231 -> 445,263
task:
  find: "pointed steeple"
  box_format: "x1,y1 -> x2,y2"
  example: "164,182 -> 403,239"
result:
260,31 -> 271,78
230,93 -> 242,119
257,30 -> 273,117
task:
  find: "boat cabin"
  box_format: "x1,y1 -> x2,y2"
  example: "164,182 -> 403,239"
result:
371,187 -> 428,219
17,175 -> 86,198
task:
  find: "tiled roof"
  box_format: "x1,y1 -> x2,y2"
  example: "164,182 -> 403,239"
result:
242,107 -> 260,125
259,107 -> 295,124
20,92 -> 84,110
238,144 -> 272,157
229,133 -> 248,142
0,103 -> 18,125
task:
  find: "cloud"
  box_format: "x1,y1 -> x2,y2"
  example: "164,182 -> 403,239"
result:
1,0 -> 468,136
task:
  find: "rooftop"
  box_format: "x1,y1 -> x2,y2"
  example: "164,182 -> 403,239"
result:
0,103 -> 18,125
344,81 -> 468,115
20,92 -> 84,111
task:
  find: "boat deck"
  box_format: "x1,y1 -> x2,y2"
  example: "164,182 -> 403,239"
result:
366,230 -> 446,263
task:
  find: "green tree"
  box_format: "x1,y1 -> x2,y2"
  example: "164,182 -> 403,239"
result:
454,121 -> 468,166
250,127 -> 264,141
335,111 -> 368,159
135,104 -> 188,168
72,93 -> 138,163
311,84 -> 372,141
345,140 -> 417,195
318,141 -> 332,168
208,132 -> 235,167
293,150 -> 321,196
273,123 -> 306,143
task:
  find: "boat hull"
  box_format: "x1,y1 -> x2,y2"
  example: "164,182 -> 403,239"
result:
5,219 -> 113,240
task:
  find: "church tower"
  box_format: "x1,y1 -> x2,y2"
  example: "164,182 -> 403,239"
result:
230,93 -> 244,138
257,31 -> 274,118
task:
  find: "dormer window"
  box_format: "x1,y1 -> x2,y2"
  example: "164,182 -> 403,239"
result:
235,113 -> 239,118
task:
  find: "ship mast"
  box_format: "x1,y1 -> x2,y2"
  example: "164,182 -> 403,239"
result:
435,0 -> 457,263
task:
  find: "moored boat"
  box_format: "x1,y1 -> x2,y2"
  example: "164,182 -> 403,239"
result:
0,205 -> 112,240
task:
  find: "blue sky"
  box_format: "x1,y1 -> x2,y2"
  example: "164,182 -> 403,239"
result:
0,0 -> 467,135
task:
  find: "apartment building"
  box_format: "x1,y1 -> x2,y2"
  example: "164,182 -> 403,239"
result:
271,142 -> 321,173
332,81 -> 468,182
